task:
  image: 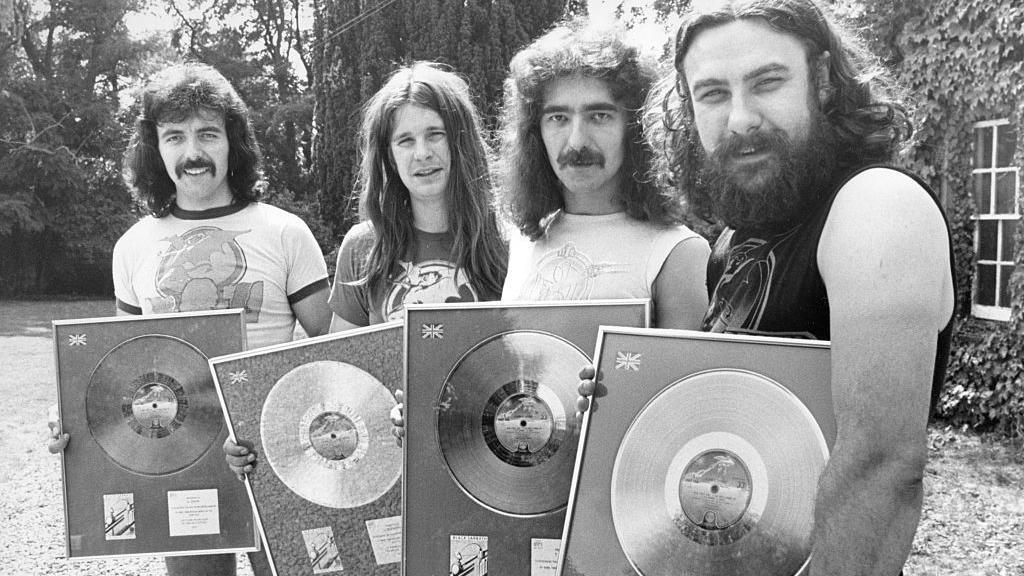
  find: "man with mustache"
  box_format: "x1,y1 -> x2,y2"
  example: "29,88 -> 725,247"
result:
50,62 -> 331,576
497,18 -> 711,329
648,0 -> 955,573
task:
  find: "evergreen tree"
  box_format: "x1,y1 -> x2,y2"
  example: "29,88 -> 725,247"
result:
313,0 -> 569,240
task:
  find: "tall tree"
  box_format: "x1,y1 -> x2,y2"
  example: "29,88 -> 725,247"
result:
0,0 -> 160,295
313,0 -> 571,240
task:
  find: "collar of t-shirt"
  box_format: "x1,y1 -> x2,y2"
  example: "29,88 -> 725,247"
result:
171,201 -> 250,220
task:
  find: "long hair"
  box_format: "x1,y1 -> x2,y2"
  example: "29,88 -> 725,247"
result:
652,0 -> 912,223
356,62 -> 507,296
123,62 -> 263,217
497,18 -> 685,241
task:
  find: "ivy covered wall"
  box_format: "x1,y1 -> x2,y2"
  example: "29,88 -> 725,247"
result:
857,0 -> 1024,435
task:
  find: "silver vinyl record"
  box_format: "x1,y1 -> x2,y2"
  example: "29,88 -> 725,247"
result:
611,369 -> 828,576
260,360 -> 401,509
436,331 -> 584,516
85,335 -> 222,476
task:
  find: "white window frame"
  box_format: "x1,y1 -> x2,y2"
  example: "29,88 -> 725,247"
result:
971,118 -> 1020,322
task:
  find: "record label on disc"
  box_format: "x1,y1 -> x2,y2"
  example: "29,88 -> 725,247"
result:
123,375 -> 187,438
679,449 -> 752,532
663,433 -> 767,548
300,403 -> 369,469
483,381 -> 557,467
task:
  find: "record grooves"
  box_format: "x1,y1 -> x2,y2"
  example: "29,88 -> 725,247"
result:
85,334 -> 222,476
436,330 -> 584,517
610,368 -> 827,576
260,360 -> 401,510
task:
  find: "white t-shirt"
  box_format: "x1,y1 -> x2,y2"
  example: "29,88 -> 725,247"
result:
502,211 -> 702,302
113,202 -> 329,349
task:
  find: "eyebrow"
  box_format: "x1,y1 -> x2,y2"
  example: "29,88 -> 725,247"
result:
690,63 -> 792,93
156,123 -> 224,136
391,124 -> 446,139
541,102 -> 620,115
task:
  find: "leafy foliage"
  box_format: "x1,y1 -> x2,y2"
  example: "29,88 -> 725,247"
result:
835,0 -> 1024,436
0,0 -> 156,295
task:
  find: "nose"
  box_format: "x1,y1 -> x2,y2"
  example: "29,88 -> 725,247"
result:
183,133 -> 203,158
566,116 -> 589,150
413,137 -> 434,161
727,92 -> 762,135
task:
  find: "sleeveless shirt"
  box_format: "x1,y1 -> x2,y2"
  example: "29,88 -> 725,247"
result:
702,165 -> 956,413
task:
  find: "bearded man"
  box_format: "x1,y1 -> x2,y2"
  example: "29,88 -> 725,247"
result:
654,0 -> 957,574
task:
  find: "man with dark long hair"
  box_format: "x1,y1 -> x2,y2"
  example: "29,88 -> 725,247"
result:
118,63 -> 330,349
52,62 -> 331,576
655,0 -> 956,573
328,62 -> 507,330
497,18 -> 710,329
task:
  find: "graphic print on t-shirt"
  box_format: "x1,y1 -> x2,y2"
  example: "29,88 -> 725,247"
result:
148,226 -> 264,323
522,242 -> 628,301
703,226 -> 808,336
382,260 -> 478,321
702,236 -> 774,334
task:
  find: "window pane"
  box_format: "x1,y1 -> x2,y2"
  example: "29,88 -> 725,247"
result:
997,125 -> 1017,167
978,220 -> 998,260
976,263 -> 997,306
974,173 -> 991,214
1001,220 -> 1017,263
976,126 -> 994,168
995,171 -> 1017,214
999,264 -> 1015,307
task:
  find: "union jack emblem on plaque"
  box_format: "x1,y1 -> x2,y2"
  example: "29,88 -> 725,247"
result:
421,323 -> 444,339
229,370 -> 249,385
614,351 -> 642,372
67,334 -> 87,347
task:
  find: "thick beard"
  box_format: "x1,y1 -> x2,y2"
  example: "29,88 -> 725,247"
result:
697,112 -> 838,233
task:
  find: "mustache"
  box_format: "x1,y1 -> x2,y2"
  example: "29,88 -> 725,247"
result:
711,130 -> 789,164
557,147 -> 605,169
175,157 -> 217,178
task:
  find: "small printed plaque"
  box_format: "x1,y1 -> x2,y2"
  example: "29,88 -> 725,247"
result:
365,515 -> 402,566
167,489 -> 221,537
530,538 -> 560,576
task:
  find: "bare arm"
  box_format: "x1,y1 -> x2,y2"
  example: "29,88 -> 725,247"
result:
329,314 -> 363,333
812,169 -> 954,575
292,285 -> 332,338
651,237 -> 711,330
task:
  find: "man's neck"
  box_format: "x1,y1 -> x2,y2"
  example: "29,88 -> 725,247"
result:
561,186 -> 624,216
175,187 -> 234,211
411,197 -> 449,233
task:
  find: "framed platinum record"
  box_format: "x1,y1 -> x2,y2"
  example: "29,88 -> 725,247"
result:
403,300 -> 650,576
559,328 -> 833,576
211,321 -> 404,576
53,309 -> 255,560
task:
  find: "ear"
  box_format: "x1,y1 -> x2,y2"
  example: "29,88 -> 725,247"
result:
815,50 -> 832,106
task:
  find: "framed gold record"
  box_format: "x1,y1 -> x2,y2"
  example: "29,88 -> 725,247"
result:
559,328 -> 833,576
53,309 -> 254,560
210,321 -> 404,576
403,300 -> 650,576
